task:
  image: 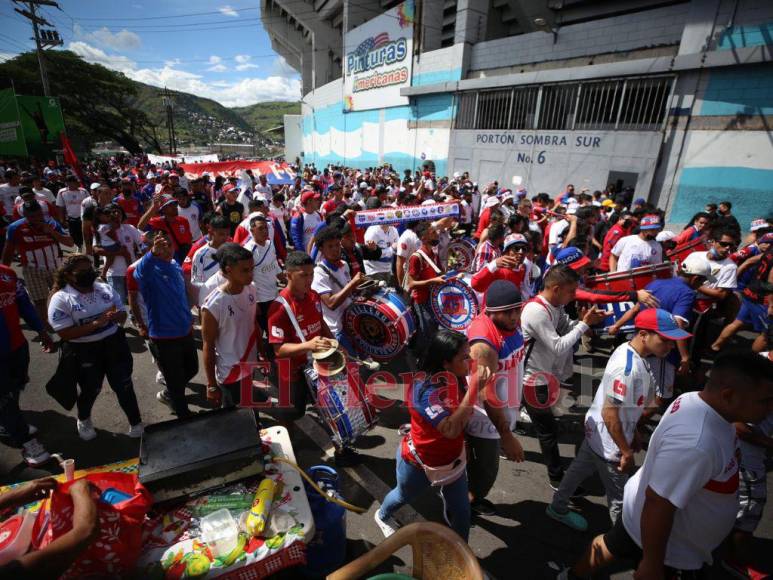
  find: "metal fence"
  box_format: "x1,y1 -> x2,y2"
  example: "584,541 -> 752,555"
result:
454,75 -> 673,132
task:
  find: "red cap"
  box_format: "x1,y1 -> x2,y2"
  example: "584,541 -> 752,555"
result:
301,191 -> 321,204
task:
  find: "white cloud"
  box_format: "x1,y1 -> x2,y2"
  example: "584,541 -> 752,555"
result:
234,54 -> 258,71
272,56 -> 296,77
164,58 -> 182,67
219,5 -> 239,17
67,41 -> 300,107
74,24 -> 141,51
207,64 -> 228,72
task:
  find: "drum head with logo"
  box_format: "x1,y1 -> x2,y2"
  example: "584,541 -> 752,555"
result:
430,278 -> 480,331
447,238 -> 476,272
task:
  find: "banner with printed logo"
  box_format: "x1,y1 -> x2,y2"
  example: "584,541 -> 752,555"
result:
354,202 -> 459,227
0,88 -> 27,157
17,95 -> 66,159
343,0 -> 415,112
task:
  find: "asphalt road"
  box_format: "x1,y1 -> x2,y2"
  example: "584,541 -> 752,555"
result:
2,311 -> 771,579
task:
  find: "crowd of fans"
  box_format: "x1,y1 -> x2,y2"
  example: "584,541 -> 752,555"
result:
0,154 -> 771,579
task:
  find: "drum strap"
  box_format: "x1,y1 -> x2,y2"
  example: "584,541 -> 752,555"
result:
318,262 -> 348,292
275,295 -> 312,364
416,249 -> 442,274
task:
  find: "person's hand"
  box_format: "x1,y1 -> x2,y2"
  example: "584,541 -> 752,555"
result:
677,358 -> 691,376
39,331 -> 55,353
92,313 -> 111,329
307,336 -> 333,352
618,450 -> 635,473
500,433 -> 525,462
608,324 -> 621,336
636,290 -> 660,308
12,477 -> 58,504
581,305 -> 606,326
633,559 -> 665,580
151,234 -> 171,257
103,307 -> 121,322
495,255 -> 521,269
430,276 -> 446,285
137,322 -> 148,338
366,240 -> 378,251
68,479 -> 99,541
350,272 -> 364,287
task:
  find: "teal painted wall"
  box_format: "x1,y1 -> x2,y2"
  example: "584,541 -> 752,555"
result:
716,23 -> 773,50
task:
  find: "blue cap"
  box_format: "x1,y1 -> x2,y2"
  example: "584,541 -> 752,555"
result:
553,247 -> 590,270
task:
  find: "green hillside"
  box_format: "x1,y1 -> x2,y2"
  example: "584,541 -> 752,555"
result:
231,101 -> 301,134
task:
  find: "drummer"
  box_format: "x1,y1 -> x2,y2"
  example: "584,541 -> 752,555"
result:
311,225 -> 364,356
407,222 -> 448,350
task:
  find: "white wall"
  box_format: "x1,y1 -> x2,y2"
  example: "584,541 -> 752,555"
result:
449,130 -> 664,194
284,115 -> 303,162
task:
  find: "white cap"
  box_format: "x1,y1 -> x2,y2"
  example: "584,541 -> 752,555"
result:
89,182 -> 101,191
453,171 -> 461,179
655,230 -> 676,242
681,252 -> 716,283
483,196 -> 500,209
359,181 -> 368,189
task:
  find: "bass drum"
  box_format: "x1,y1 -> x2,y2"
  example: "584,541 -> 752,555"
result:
447,238 -> 477,272
343,290 -> 416,360
429,274 -> 480,331
314,368 -> 378,448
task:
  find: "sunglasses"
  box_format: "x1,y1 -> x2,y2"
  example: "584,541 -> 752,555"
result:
510,246 -> 527,253
716,241 -> 736,248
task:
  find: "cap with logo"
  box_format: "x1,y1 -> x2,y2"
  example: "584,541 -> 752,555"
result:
503,233 -> 529,252
750,218 -> 769,232
553,247 -> 590,270
634,308 -> 692,340
639,214 -> 662,230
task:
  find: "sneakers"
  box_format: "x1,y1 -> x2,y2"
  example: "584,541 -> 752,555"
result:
76,418 -> 97,441
155,370 -> 166,386
546,505 -> 588,532
22,438 -> 51,466
519,407 -> 532,424
374,509 -> 399,538
127,423 -> 144,439
156,390 -> 173,408
470,498 -> 497,516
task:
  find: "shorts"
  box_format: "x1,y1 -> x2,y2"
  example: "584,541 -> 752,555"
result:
647,356 -> 675,399
736,298 -> 769,333
21,267 -> 54,302
67,217 -> 83,247
735,466 -> 767,533
604,517 -> 708,579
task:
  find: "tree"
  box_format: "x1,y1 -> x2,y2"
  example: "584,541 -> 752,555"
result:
0,51 -> 163,154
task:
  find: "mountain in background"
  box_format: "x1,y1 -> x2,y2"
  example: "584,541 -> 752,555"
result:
231,101 -> 301,134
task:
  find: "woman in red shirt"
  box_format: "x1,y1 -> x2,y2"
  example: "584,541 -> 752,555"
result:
374,329 -> 478,541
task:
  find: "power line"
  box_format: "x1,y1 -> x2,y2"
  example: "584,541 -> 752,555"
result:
71,5 -> 259,21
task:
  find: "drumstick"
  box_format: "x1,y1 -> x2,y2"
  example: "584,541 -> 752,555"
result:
342,351 -> 381,371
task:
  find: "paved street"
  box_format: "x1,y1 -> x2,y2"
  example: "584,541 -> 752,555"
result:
2,317 -> 771,579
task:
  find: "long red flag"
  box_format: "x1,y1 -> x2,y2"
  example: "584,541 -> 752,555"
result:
60,132 -> 84,184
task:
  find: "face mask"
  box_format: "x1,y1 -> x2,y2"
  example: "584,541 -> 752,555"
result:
429,239 -> 440,247
74,269 -> 97,288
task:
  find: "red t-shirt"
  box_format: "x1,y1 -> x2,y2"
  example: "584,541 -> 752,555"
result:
400,378 -> 464,467
408,247 -> 442,304
116,196 -> 142,226
267,288 -> 323,384
148,216 -> 192,250
600,223 -> 631,272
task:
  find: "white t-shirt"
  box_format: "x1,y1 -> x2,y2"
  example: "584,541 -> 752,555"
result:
48,282 -> 125,343
585,342 -> 655,461
237,212 -> 274,243
255,184 -> 272,201
396,229 -> 421,259
177,203 -> 202,241
611,234 -> 663,271
364,225 -> 398,275
33,187 -> 55,204
243,238 -> 280,302
0,183 -> 20,215
269,203 -> 289,236
622,392 -> 740,570
190,243 -> 221,288
96,224 -> 142,276
311,260 -> 352,335
548,219 -> 570,247
199,271 -> 223,305
56,187 -> 89,219
300,210 -> 323,251
690,251 -> 737,290
201,284 -> 259,384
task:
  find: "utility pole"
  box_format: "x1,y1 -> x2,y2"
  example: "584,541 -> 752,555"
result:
14,0 -> 62,97
161,87 -> 177,155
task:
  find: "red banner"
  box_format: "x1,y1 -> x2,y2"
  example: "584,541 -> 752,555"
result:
179,160 -> 296,185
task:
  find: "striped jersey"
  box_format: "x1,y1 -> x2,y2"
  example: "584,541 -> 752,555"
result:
5,217 -> 64,270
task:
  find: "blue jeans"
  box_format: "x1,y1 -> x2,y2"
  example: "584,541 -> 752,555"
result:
379,444 -> 470,541
108,275 -> 128,307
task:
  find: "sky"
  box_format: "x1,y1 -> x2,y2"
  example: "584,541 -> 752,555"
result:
0,0 -> 302,108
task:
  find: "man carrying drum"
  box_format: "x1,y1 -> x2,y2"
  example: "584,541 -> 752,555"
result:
267,251 -> 361,467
